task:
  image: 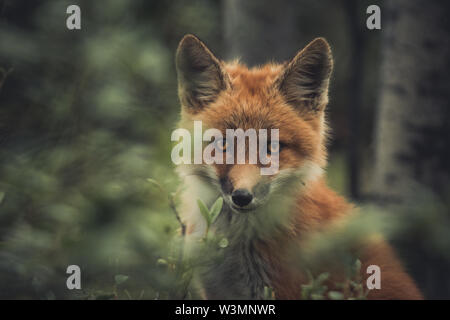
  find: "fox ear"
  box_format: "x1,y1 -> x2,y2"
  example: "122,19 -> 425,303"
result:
176,34 -> 230,112
275,38 -> 333,114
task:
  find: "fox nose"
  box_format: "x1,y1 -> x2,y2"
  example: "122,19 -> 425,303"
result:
231,189 -> 253,207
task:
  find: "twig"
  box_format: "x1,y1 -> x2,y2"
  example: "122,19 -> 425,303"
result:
148,178 -> 189,299
168,191 -> 189,299
169,192 -> 186,237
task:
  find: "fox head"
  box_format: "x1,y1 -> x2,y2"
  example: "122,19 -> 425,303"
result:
175,34 -> 333,215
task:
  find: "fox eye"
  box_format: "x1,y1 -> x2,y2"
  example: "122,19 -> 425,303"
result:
215,138 -> 228,152
267,141 -> 282,155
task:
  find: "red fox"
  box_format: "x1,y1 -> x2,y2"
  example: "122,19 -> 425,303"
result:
174,34 -> 423,300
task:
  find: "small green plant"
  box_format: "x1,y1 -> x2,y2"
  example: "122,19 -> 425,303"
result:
197,197 -> 223,240
300,259 -> 368,300
147,180 -> 227,299
339,259 -> 369,300
301,271 -> 330,300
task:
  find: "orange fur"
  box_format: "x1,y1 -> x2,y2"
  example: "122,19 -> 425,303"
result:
260,179 -> 423,299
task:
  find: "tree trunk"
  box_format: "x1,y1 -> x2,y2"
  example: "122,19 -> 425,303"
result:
372,0 -> 450,299
344,0 -> 366,200
372,0 -> 450,203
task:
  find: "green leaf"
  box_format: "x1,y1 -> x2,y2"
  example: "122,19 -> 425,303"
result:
210,197 -> 223,223
301,284 -> 313,300
197,199 -> 211,226
156,258 -> 168,267
352,259 -> 362,275
316,272 -> 330,284
328,291 -> 344,300
114,274 -> 129,285
311,293 -> 324,300
94,292 -> 116,300
0,191 -> 4,204
263,286 -> 275,300
147,178 -> 164,191
218,237 -> 229,248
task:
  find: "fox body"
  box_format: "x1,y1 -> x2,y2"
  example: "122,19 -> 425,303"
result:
174,34 -> 422,300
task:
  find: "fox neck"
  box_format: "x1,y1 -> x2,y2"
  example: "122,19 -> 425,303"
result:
196,182 -> 303,299
197,204 -> 269,299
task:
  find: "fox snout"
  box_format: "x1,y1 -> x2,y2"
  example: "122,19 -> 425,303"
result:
231,189 -> 253,207
220,164 -> 270,210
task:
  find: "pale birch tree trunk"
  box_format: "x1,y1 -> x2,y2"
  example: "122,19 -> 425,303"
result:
372,0 -> 450,203
372,0 -> 450,299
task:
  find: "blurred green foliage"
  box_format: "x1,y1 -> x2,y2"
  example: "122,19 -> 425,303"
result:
0,0 -> 221,299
